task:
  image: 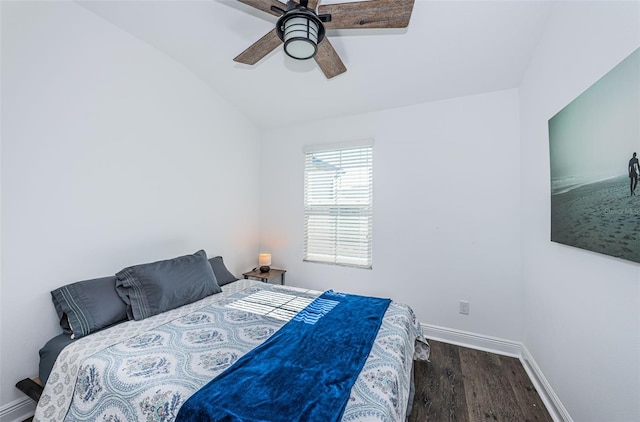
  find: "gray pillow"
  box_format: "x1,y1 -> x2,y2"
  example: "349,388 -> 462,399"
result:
208,256 -> 238,286
115,250 -> 221,321
51,276 -> 128,339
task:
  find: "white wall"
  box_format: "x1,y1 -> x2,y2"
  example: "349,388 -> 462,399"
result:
0,1 -> 262,409
4,1 -> 639,420
260,89 -> 523,342
519,2 -> 640,421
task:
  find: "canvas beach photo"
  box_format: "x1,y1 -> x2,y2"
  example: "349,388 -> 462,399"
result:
549,47 -> 640,264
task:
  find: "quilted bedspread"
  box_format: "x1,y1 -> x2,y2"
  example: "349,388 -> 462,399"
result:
34,279 -> 429,422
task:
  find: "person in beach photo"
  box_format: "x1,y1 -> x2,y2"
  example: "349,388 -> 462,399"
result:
629,152 -> 639,196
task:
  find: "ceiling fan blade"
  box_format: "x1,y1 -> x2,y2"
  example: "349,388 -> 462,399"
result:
319,0 -> 415,29
236,0 -> 288,17
314,38 -> 346,79
234,29 -> 282,65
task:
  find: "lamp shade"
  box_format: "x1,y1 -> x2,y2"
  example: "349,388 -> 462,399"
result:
276,9 -> 325,61
283,15 -> 319,60
258,253 -> 272,267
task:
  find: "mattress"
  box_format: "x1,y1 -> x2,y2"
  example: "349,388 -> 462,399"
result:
39,333 -> 75,385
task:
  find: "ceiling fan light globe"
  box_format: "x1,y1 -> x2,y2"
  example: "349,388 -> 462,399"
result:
284,38 -> 317,60
283,15 -> 319,60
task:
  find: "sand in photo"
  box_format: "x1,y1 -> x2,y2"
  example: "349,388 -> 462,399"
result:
551,176 -> 640,263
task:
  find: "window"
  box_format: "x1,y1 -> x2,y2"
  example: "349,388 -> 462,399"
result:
303,142 -> 373,268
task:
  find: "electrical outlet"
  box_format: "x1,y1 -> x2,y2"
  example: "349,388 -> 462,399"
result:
459,300 -> 469,315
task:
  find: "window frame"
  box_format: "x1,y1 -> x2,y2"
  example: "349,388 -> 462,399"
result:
302,140 -> 374,269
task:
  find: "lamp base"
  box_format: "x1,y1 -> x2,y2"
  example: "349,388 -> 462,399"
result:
259,266 -> 270,273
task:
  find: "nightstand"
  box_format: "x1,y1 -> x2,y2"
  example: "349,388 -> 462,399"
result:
242,268 -> 286,285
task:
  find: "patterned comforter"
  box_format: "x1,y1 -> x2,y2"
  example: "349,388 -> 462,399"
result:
34,279 -> 429,422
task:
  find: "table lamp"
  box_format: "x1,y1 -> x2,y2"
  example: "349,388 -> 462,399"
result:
258,253 -> 271,273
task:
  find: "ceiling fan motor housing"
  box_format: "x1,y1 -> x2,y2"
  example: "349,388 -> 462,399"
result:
276,8 -> 326,60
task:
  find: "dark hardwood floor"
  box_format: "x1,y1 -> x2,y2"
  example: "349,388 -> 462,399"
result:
409,340 -> 553,422
24,339 -> 552,422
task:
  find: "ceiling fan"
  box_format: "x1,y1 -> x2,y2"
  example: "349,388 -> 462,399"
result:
233,0 -> 415,79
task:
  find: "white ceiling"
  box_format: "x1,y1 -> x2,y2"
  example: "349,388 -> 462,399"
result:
77,0 -> 554,129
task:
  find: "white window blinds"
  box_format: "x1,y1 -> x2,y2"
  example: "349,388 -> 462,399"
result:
303,144 -> 373,268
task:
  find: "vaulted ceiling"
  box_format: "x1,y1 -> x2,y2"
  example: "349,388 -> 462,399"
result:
77,0 -> 554,129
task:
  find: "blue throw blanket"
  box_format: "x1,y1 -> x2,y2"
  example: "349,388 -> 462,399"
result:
176,290 -> 391,422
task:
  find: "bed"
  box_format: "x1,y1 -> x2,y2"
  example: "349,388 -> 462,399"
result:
26,250 -> 429,421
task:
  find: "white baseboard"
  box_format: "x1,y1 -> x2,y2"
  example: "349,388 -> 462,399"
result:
421,323 -> 522,357
420,323 -> 570,422
0,397 -> 35,422
520,345 -> 574,422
